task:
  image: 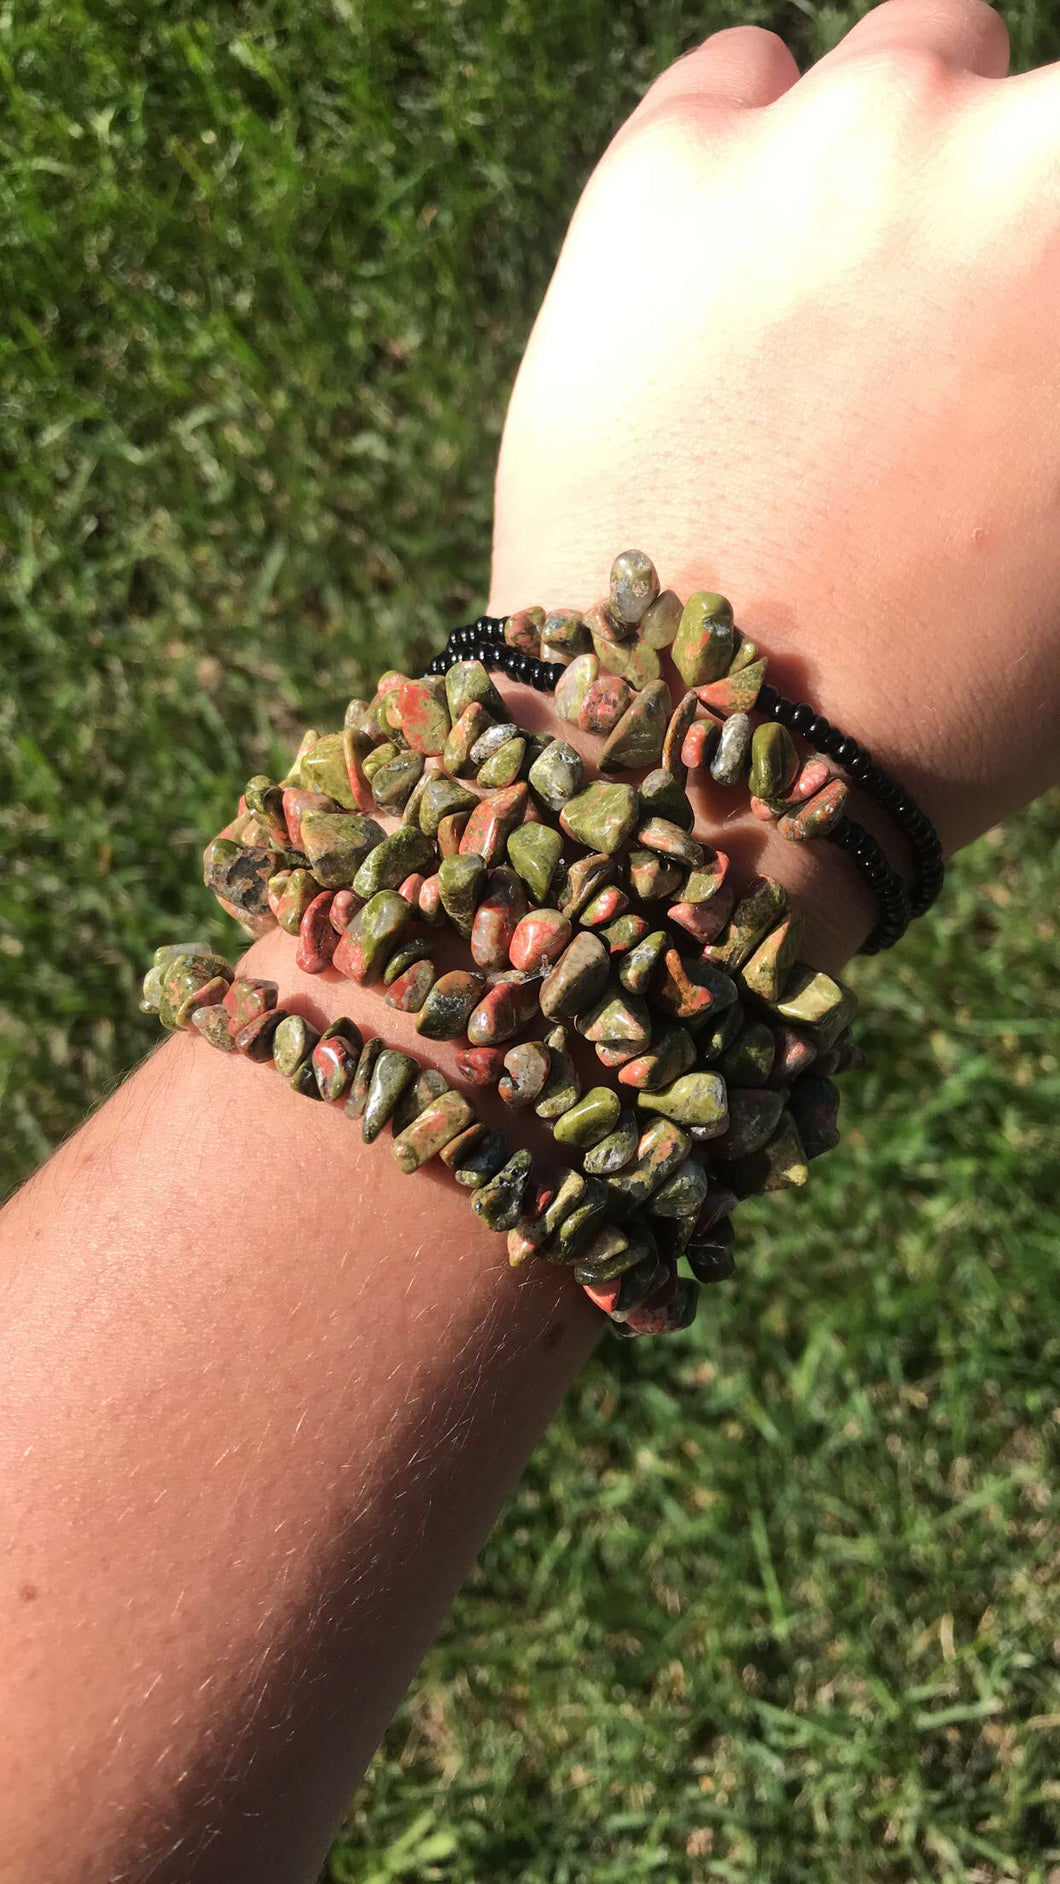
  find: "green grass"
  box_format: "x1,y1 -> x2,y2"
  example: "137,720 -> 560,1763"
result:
3,4 -> 1059,1879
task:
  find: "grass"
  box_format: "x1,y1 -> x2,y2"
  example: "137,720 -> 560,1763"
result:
2,3 -> 1058,1879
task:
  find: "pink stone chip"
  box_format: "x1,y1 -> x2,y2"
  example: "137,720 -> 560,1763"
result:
454,1046 -> 507,1085
329,889 -> 361,934
668,884 -> 735,945
296,890 -> 338,973
508,909 -> 571,973
282,787 -> 338,851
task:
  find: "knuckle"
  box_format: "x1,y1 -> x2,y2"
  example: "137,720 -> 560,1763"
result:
831,40 -> 960,117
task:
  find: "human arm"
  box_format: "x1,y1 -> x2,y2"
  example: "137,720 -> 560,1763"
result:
4,5 -> 1060,1880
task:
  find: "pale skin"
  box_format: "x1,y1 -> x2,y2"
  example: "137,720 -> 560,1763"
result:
3,3 -> 1060,1878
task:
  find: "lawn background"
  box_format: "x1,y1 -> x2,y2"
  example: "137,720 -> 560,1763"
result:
2,3 -> 1058,1879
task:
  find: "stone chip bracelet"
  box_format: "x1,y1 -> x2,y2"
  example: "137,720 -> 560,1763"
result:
137,550 -> 941,1338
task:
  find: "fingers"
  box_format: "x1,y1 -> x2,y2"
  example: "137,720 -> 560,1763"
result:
817,0 -> 1010,79
639,26 -> 800,116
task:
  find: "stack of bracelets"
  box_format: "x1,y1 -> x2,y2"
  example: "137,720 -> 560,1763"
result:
141,550 -> 943,1338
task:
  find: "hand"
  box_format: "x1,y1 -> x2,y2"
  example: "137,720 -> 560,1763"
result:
491,0 -> 1060,916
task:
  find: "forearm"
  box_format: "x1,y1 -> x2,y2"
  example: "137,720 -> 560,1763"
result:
0,944 -> 598,1883
0,606 -> 991,1884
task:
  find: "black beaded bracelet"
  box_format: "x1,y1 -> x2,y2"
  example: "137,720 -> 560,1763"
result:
430,595 -> 942,954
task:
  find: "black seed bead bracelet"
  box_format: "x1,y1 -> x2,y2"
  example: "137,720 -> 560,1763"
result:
757,683 -> 943,920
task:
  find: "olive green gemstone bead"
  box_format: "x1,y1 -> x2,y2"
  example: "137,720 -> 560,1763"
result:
349,889 -> 412,981
636,1072 -> 728,1134
559,781 -> 639,855
617,929 -> 669,995
713,1086 -> 787,1160
582,1110 -> 639,1177
370,750 -> 424,809
270,867 -> 321,936
156,953 -> 233,1029
557,853 -> 613,920
605,1119 -> 692,1214
599,679 -> 672,773
697,1002 -> 746,1063
392,1089 -> 476,1173
626,849 -> 684,902
774,964 -> 847,1031
672,592 -> 735,687
590,624 -> 633,676
417,775 -> 477,836
636,769 -> 695,830
301,731 -> 359,809
301,810 -> 385,889
352,826 -> 435,899
778,778 -> 849,841
453,1128 -> 510,1189
289,1058 -> 323,1099
648,1156 -> 709,1220
346,1035 -> 383,1119
635,816 -> 703,869
415,969 -> 486,1041
576,988 -> 651,1051
382,936 -> 435,985
741,914 -> 805,1004
662,690 -> 698,779
191,1005 -> 239,1052
391,1066 -> 451,1135
729,636 -> 759,674
609,549 -> 658,627
471,1149 -> 533,1230
506,822 -> 563,904
748,723 -> 799,802
542,609 -> 591,655
443,702 -> 493,777
527,738 -> 583,812
601,913 -> 649,954
437,852 -> 487,939
572,1223 -> 645,1285
549,1178 -> 610,1263
534,1026 -> 582,1121
705,877 -> 789,972
445,658 -> 506,721
722,1112 -> 808,1195
498,1041 -> 551,1109
477,735 -> 526,789
698,659 -> 767,717
539,932 -> 610,1021
555,653 -> 598,725
621,642 -> 663,692
272,1014 -> 321,1080
400,765 -> 433,829
362,1049 -> 418,1143
385,957 -> 435,1013
352,741 -> 399,781
717,1018 -> 777,1088
639,588 -> 682,649
530,1168 -> 589,1253
617,1023 -> 697,1092
438,1120 -> 489,1172
552,1086 -> 622,1150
